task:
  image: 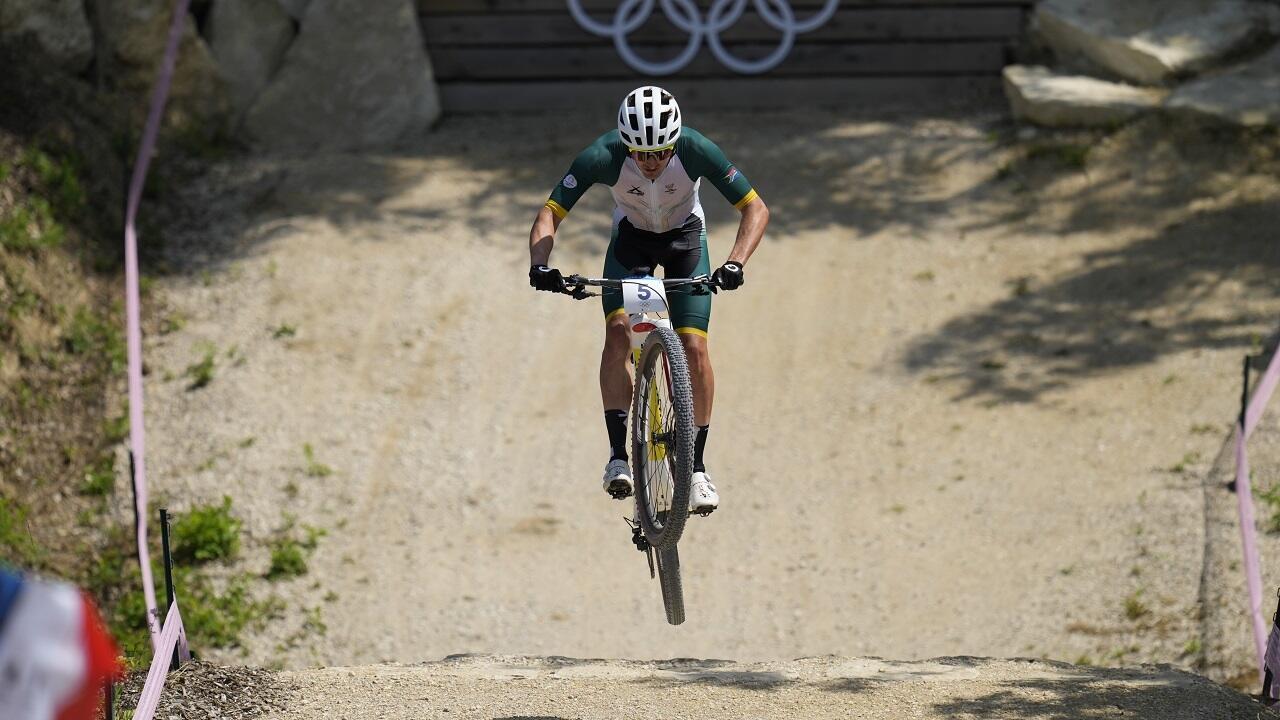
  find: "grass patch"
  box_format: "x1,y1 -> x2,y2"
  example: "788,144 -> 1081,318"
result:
271,323 -> 297,339
266,519 -> 326,580
0,497 -> 42,566
302,443 -> 333,478
1026,142 -> 1090,169
159,311 -> 187,335
0,199 -> 65,251
22,146 -> 85,216
1123,591 -> 1150,621
172,496 -> 241,564
1168,451 -> 1201,474
103,413 -> 129,443
64,306 -> 125,374
1257,483 -> 1280,534
184,343 -> 217,390
80,455 -> 115,496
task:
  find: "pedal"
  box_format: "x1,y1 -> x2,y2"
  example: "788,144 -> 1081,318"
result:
608,480 -> 633,500
692,506 -> 716,517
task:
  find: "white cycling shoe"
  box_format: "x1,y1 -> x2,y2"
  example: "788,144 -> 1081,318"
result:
603,458 -> 633,499
689,472 -> 719,516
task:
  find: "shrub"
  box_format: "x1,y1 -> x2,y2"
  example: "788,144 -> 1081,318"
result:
172,497 -> 241,564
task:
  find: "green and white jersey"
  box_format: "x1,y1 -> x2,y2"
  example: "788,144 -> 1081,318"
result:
545,127 -> 758,233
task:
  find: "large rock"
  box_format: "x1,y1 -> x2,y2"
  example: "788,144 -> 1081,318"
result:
1166,46 -> 1280,127
0,0 -> 93,72
243,0 -> 440,151
98,0 -> 230,134
1003,65 -> 1167,127
207,0 -> 295,119
1035,0 -> 1276,85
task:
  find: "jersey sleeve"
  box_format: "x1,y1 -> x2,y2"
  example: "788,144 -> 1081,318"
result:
545,134 -> 624,219
676,128 -> 759,210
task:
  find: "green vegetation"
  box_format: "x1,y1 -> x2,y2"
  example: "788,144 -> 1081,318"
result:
64,306 -> 126,374
80,455 -> 115,496
1256,483 -> 1280,534
184,343 -> 217,389
88,501 -> 284,661
173,497 -> 241,564
1182,637 -> 1202,656
103,414 -> 129,443
267,518 -> 326,580
0,147 -> 85,252
303,443 -> 333,478
272,323 -> 297,339
1026,142 -> 1090,169
159,311 -> 187,335
1123,591 -> 1150,621
1168,451 -> 1201,474
0,497 -> 42,566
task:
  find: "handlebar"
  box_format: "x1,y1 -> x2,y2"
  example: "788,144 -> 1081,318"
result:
558,274 -> 720,300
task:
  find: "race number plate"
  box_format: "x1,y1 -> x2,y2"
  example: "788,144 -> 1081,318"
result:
621,277 -> 670,319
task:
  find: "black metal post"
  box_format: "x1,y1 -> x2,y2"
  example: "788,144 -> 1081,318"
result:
104,680 -> 114,720
159,508 -> 179,670
1243,354 -> 1253,430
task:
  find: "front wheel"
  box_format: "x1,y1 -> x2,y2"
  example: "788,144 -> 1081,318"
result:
656,545 -> 685,625
631,326 -> 695,550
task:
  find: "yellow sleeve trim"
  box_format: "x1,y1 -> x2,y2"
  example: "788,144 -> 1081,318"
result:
605,308 -> 628,323
733,189 -> 759,210
675,327 -> 708,338
545,199 -> 568,219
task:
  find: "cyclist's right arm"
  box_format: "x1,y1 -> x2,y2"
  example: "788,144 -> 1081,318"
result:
530,133 -> 626,267
529,205 -> 563,266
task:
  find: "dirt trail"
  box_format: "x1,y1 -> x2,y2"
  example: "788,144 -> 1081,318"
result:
142,107 -> 1280,674
262,654 -> 1271,720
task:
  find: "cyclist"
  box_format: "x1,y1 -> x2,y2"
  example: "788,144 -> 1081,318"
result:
527,85 -> 770,515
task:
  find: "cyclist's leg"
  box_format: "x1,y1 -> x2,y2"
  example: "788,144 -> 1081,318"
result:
601,222 -> 634,417
663,225 -> 712,428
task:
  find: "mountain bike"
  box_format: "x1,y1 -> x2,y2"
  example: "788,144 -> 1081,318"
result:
559,269 -> 719,625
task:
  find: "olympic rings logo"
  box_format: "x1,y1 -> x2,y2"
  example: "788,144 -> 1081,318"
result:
567,0 -> 840,76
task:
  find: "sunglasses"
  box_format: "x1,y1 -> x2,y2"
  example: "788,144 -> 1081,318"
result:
630,147 -> 674,163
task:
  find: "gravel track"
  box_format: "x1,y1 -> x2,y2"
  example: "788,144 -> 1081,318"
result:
140,108 -> 1280,677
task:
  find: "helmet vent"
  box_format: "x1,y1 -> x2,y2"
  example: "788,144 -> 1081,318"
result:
617,85 -> 682,151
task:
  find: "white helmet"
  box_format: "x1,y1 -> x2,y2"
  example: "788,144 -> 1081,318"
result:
617,86 -> 681,151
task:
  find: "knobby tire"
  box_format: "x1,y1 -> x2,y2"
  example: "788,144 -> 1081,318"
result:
656,544 -> 685,626
631,326 -> 695,550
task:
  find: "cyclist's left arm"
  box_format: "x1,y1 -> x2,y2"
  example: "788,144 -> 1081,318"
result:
676,128 -> 770,267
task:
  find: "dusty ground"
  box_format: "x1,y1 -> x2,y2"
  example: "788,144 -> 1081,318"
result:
269,654 -> 1272,720
137,105 -> 1280,681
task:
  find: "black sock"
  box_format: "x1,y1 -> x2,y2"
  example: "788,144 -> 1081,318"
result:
605,410 -> 628,461
694,425 -> 709,473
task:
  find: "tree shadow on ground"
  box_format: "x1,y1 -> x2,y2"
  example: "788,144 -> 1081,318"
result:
903,199 -> 1280,403
929,669 -> 1274,720
628,667 -> 795,691
156,100 -> 1024,276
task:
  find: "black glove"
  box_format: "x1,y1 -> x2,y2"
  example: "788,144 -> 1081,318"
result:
712,261 -> 745,291
529,265 -> 566,292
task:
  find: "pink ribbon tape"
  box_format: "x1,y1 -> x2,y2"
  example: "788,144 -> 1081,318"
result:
124,0 -> 192,650
132,602 -> 186,720
1237,346 -> 1280,680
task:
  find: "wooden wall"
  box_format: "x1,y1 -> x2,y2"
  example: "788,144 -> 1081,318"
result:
419,1 -> 1034,112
